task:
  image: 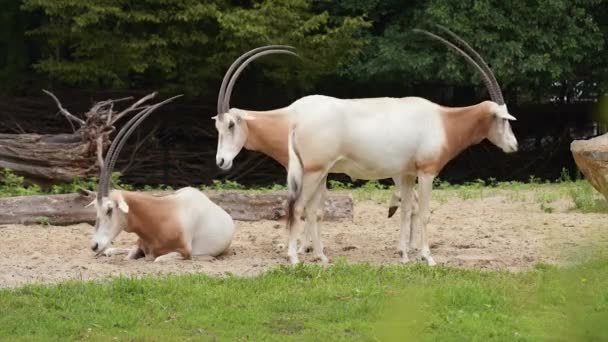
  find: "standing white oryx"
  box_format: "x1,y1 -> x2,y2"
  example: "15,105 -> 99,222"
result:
284,25 -> 518,265
213,45 -> 418,256
88,94 -> 235,262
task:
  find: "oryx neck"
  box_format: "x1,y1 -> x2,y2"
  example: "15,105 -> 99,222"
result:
440,101 -> 494,160
243,111 -> 290,168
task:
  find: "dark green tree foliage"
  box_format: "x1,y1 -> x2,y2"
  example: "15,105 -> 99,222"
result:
331,0 -> 607,102
0,0 -> 41,93
20,0 -> 368,96
4,0 -> 608,102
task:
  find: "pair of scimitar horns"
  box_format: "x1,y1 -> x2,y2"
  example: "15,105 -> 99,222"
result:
216,24 -> 505,117
216,45 -> 299,116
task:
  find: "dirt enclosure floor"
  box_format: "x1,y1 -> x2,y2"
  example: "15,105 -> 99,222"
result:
1,193 -> 607,288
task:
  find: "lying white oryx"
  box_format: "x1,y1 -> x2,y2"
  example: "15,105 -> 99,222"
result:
284,26 -> 518,265
213,45 -> 418,254
87,94 -> 235,262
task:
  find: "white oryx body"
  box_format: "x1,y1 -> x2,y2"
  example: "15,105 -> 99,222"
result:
284,27 -> 519,266
88,94 -> 235,262
93,187 -> 234,261
285,95 -> 517,265
287,96 -> 515,180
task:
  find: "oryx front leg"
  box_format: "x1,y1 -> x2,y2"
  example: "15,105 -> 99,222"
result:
287,171 -> 327,265
398,175 -> 416,263
102,247 -> 130,257
154,251 -> 185,263
415,173 -> 436,266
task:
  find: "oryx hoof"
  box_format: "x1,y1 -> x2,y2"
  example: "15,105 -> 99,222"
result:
421,251 -> 436,266
398,250 -> 410,264
314,254 -> 329,265
297,244 -> 313,254
288,254 -> 300,265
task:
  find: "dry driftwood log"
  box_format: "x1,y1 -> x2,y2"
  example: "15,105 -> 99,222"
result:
0,191 -> 353,226
0,91 -> 165,184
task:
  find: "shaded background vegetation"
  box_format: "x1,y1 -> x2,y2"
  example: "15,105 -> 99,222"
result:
1,0 -> 607,187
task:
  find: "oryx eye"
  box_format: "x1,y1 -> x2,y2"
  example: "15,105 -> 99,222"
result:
106,207 -> 113,216
228,121 -> 235,130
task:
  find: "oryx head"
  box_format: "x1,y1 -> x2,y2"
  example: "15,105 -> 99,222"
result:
414,25 -> 518,153
213,45 -> 298,171
89,94 -> 182,255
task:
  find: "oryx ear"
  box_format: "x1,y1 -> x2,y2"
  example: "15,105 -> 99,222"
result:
211,115 -> 218,120
495,104 -> 517,121
496,111 -> 516,121
241,113 -> 256,121
117,199 -> 129,213
231,109 -> 255,122
116,196 -> 129,213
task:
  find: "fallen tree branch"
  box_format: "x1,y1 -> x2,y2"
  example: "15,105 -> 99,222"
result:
0,91 -> 169,184
0,191 -> 353,225
42,89 -> 85,127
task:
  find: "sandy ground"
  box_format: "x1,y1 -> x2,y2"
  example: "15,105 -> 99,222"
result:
1,194 -> 606,288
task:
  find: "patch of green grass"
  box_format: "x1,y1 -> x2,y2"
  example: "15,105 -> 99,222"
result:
569,181 -> 608,212
0,169 -> 131,197
35,216 -> 50,226
0,259 -> 607,341
0,168 -> 42,196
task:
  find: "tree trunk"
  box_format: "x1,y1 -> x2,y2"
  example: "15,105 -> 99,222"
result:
0,133 -> 95,183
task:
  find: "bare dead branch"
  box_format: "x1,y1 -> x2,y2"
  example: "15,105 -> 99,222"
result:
110,92 -> 157,125
96,136 -> 104,168
42,89 -> 85,126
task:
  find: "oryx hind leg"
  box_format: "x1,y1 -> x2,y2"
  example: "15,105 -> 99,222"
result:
287,170 -> 328,265
388,177 -> 401,218
297,208 -> 314,254
304,178 -> 328,264
298,184 -> 327,254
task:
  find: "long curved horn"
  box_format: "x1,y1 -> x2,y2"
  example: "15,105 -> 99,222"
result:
223,49 -> 299,112
434,25 -> 504,104
97,95 -> 183,201
217,45 -> 296,114
98,92 -> 158,198
413,29 -> 500,105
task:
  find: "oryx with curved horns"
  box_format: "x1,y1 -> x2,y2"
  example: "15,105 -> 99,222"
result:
89,93 -> 235,262
212,45 -> 418,258
284,25 -> 518,265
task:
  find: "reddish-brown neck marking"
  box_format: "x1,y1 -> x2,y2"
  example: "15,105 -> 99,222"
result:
242,109 -> 290,168
418,101 -> 494,175
119,191 -> 190,259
